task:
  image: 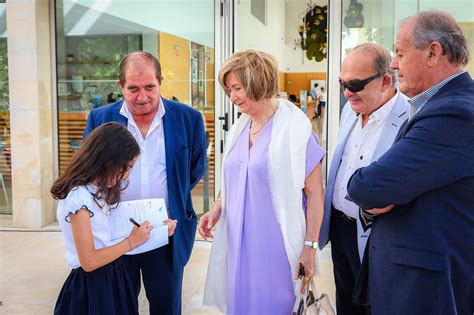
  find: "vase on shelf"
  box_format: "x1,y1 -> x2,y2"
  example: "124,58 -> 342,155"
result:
71,75 -> 83,93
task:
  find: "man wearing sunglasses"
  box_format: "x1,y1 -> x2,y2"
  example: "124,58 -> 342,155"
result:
318,43 -> 409,315
347,11 -> 473,315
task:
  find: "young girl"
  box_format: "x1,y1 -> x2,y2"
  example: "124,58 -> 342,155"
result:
51,122 -> 177,315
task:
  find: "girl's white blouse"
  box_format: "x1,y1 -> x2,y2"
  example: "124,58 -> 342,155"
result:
57,185 -> 112,269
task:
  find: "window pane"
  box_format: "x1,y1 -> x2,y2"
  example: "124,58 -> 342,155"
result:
55,0 -> 215,217
0,2 -> 12,214
340,0 -> 474,109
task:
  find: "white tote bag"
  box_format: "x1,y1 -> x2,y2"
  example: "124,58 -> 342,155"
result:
292,279 -> 335,315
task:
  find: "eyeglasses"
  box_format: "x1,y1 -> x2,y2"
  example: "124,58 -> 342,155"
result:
339,73 -> 382,93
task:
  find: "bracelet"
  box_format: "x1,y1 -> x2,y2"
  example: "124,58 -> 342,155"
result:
125,237 -> 134,250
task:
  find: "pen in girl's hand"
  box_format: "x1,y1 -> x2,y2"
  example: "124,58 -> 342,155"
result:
129,218 -> 141,227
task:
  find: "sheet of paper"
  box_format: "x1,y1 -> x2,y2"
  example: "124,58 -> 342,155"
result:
108,198 -> 169,255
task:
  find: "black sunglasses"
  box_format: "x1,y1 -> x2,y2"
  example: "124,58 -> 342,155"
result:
339,73 -> 382,93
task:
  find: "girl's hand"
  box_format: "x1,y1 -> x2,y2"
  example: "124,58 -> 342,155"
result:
163,219 -> 178,236
294,247 -> 317,293
128,220 -> 152,249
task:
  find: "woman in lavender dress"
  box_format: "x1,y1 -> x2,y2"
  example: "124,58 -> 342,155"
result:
199,50 -> 325,315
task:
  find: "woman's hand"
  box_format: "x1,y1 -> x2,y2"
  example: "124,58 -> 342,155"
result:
128,220 -> 152,249
163,219 -> 178,236
198,206 -> 221,240
295,247 -> 317,293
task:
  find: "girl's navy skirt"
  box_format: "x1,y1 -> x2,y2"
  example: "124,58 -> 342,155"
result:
54,257 -> 138,315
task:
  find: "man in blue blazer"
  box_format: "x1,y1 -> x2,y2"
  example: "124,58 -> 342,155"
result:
318,43 -> 409,315
84,51 -> 206,314
348,11 -> 474,314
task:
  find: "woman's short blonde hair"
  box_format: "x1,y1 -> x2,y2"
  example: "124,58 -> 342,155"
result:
218,50 -> 279,101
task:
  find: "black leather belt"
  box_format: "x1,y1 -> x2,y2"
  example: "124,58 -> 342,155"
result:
332,207 -> 356,222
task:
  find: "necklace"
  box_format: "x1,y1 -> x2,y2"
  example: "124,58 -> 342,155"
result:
250,106 -> 278,135
249,122 -> 267,135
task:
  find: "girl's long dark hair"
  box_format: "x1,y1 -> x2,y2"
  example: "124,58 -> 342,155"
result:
51,122 -> 140,207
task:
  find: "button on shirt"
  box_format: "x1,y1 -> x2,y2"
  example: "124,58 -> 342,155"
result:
120,100 -> 169,207
333,92 -> 398,218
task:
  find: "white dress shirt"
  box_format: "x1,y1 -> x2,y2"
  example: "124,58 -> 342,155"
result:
332,92 -> 398,218
119,99 -> 169,207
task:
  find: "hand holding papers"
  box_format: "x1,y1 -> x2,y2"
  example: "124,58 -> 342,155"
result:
109,198 -> 169,255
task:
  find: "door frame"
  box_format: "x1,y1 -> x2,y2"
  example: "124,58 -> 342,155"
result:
214,0 -> 345,191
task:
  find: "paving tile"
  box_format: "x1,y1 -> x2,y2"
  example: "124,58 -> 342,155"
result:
0,230 -> 336,314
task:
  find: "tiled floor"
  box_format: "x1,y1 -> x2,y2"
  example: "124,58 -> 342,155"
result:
0,223 -> 336,314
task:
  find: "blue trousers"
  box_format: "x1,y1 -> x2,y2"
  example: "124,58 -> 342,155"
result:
123,245 -> 184,315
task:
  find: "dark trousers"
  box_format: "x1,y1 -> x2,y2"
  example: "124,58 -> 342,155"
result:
330,207 -> 370,315
317,101 -> 326,116
123,245 -> 183,315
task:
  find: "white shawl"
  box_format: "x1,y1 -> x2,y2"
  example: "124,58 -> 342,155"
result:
203,98 -> 312,310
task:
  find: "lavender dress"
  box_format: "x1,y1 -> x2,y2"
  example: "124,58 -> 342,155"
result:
224,118 -> 325,315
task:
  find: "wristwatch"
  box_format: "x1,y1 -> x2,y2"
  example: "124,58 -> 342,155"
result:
304,240 -> 318,249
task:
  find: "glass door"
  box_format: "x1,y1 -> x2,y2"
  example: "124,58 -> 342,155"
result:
0,2 -> 12,214
54,0 -> 216,217
213,0 -> 235,199
231,0 -> 330,179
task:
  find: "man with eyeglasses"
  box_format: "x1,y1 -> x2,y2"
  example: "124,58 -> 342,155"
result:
318,43 -> 409,315
347,11 -> 473,314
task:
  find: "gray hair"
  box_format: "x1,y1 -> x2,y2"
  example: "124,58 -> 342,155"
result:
351,43 -> 397,88
402,11 -> 470,67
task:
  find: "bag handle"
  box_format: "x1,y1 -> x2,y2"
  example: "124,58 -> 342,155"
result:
308,278 -> 318,296
291,278 -> 319,313
292,278 -> 336,315
292,279 -> 304,313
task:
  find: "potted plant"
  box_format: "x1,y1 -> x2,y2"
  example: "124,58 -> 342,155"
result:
299,5 -> 328,62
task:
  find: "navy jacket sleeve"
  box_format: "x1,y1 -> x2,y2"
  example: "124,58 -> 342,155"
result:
347,99 -> 474,209
190,113 -> 206,190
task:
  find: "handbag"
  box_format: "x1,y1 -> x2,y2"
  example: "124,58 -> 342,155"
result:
292,278 -> 335,315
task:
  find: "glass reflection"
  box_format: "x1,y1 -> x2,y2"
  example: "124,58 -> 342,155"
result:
55,0 -> 215,216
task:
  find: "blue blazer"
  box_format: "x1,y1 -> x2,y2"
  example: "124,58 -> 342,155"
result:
348,72 -> 474,314
84,98 -> 206,269
319,92 -> 408,260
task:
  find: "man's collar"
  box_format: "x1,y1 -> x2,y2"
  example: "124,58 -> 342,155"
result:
409,71 -> 466,107
119,97 -> 166,121
355,88 -> 399,123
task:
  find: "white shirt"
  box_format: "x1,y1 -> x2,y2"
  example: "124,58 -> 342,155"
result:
119,99 -> 169,207
332,92 -> 397,218
57,185 -> 111,269
320,91 -> 327,102
311,87 -> 321,99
